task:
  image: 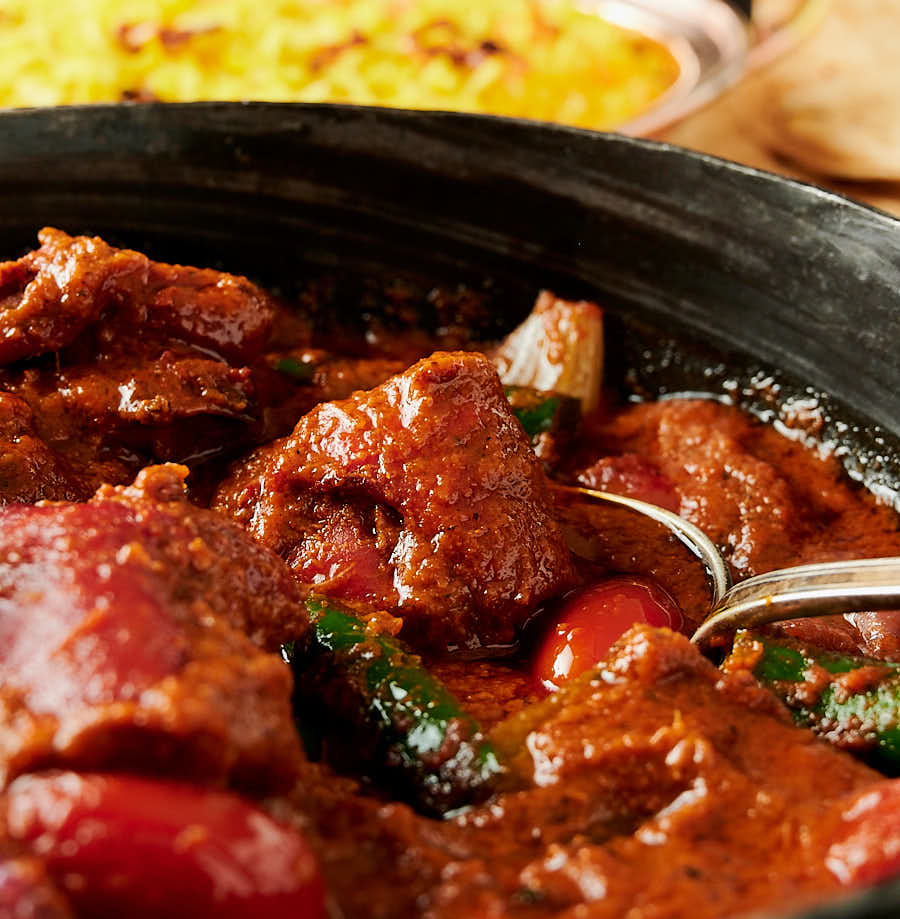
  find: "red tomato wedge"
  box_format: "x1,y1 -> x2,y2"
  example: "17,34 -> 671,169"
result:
5,772 -> 326,919
534,576 -> 684,693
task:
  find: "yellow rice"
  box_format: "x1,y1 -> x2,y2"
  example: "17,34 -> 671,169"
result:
0,0 -> 679,130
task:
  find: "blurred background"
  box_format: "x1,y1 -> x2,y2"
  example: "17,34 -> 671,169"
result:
664,0 -> 900,217
1,0 -> 896,215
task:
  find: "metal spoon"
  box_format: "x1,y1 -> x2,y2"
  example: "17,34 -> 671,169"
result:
556,484 -> 900,646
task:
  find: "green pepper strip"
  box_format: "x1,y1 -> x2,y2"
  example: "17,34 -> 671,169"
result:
729,631 -> 900,765
286,597 -> 504,816
504,387 -> 564,438
503,384 -> 582,442
274,356 -> 316,381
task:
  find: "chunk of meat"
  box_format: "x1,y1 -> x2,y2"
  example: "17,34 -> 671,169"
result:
9,351 -> 256,453
0,464 -> 310,790
82,352 -> 254,425
0,229 -> 294,491
15,352 -> 258,474
0,356 -> 258,497
427,626 -> 888,919
0,228 -> 276,366
0,229 -> 145,365
214,351 -> 576,651
5,771 -> 326,919
134,259 -> 276,363
588,400 -> 818,576
282,494 -> 402,605
0,393 -> 88,505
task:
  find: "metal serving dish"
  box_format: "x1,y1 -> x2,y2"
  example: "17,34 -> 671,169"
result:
595,0 -> 749,135
608,0 -> 830,135
1,101 -> 900,918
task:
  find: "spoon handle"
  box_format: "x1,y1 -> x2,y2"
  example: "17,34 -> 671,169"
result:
691,557 -> 900,645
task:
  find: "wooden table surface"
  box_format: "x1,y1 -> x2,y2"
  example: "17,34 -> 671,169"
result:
659,0 -> 900,218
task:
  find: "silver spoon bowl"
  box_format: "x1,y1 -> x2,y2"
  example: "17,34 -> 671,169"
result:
557,484 -> 900,646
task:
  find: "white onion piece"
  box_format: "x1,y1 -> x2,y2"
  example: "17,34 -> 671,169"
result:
493,290 -> 604,413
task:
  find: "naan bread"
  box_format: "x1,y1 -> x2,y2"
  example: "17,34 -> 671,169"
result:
663,0 -> 900,196
755,0 -> 900,181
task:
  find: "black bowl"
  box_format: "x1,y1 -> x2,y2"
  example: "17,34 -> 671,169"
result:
2,101 -> 900,918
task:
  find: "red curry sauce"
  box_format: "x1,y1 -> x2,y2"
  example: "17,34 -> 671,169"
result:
1,230 -> 900,918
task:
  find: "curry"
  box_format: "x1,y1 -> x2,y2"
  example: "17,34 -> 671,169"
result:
2,229 -> 900,918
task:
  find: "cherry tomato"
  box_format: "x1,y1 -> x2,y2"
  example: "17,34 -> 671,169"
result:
534,576 -> 684,693
5,772 -> 326,919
